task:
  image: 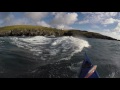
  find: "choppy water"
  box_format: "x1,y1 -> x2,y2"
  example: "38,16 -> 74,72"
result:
0,36 -> 120,78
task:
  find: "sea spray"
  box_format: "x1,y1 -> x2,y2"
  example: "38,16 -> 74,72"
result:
0,36 -> 120,78
51,36 -> 90,60
10,36 -> 90,63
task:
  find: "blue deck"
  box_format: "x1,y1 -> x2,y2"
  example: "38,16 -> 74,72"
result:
79,53 -> 99,78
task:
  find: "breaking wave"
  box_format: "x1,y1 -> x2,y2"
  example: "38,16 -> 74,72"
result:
10,36 -> 90,62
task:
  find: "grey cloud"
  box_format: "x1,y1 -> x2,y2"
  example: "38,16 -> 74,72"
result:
24,12 -> 49,21
0,12 -> 11,19
79,12 -> 119,25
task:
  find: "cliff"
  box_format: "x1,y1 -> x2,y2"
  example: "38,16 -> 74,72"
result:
0,25 -> 117,40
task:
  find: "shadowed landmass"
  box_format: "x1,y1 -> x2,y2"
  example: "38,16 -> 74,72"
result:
0,25 -> 118,41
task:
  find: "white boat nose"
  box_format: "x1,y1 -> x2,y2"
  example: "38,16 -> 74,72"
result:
84,65 -> 97,78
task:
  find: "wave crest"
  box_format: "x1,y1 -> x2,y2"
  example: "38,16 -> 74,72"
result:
10,36 -> 90,62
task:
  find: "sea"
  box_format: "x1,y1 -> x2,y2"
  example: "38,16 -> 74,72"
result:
0,36 -> 120,78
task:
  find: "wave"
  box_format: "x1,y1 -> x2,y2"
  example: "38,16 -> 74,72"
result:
10,36 -> 90,62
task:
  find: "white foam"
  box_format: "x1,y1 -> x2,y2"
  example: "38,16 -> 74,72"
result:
50,49 -> 59,56
107,72 -> 116,78
20,36 -> 52,45
68,61 -> 83,73
10,36 -> 90,62
51,36 -> 90,60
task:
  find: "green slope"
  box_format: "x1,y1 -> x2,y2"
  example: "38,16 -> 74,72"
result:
0,25 -> 117,40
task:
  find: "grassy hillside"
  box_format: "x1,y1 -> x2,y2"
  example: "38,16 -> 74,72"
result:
0,25 -> 67,36
0,25 -> 117,40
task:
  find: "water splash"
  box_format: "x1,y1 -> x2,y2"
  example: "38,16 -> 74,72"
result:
10,36 -> 90,62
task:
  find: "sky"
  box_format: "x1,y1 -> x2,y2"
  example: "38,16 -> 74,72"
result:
0,12 -> 120,40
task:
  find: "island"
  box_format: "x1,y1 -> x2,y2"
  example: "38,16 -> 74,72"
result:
0,25 -> 118,41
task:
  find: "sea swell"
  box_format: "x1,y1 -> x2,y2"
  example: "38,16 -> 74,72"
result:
0,36 -> 120,78
10,36 -> 90,63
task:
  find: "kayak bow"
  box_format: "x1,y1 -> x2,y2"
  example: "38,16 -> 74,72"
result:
79,53 -> 99,78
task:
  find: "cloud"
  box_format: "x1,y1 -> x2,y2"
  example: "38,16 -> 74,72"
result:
0,12 -> 11,19
79,20 -> 89,24
4,14 -> 14,22
81,12 -> 118,17
0,13 -> 15,26
51,12 -> 58,15
0,12 -> 50,27
97,22 -> 120,40
50,12 -> 78,29
36,21 -> 50,27
113,23 -> 120,32
89,29 -> 120,40
1,18 -> 31,26
55,24 -> 73,30
101,18 -> 116,25
55,24 -> 65,29
11,18 -> 30,25
0,12 -> 31,26
25,12 -> 49,21
79,12 -> 119,25
0,12 -> 76,29
99,30 -> 120,40
101,18 -> 120,25
91,25 -> 100,29
51,12 -> 78,25
0,12 -> 35,26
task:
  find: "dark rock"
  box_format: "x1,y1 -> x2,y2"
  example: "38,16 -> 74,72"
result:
0,25 -> 118,41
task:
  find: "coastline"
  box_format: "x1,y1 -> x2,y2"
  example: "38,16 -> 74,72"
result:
0,25 -> 118,41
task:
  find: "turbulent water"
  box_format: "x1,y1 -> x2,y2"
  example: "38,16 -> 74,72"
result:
0,36 -> 120,78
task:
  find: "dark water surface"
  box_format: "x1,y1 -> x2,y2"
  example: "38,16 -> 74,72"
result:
0,36 -> 120,78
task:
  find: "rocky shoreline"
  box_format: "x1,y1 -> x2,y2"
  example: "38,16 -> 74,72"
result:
0,25 -> 118,41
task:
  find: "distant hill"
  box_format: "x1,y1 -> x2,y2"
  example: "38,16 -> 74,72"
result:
0,25 -> 117,41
